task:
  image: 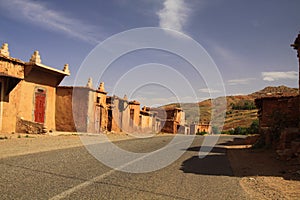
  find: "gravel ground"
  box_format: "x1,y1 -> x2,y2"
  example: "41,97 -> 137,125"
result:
0,132 -> 135,159
227,136 -> 300,200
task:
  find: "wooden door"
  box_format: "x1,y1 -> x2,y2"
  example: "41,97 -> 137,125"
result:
34,91 -> 46,123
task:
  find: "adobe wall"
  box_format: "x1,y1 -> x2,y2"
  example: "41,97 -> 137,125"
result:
20,80 -> 56,130
128,103 -> 140,132
56,87 -> 76,132
0,58 -> 24,133
140,113 -> 152,133
1,79 -> 56,133
108,98 -> 122,132
161,120 -> 177,133
121,101 -> 130,132
56,87 -> 89,132
258,96 -> 299,128
24,67 -> 61,87
1,77 -> 21,133
97,92 -> 108,132
0,57 -> 24,79
86,90 -> 95,133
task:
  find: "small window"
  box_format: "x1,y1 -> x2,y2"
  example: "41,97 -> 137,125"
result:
97,97 -> 100,104
37,88 -> 44,93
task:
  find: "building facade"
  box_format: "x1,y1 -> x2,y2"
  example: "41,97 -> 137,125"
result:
56,81 -> 108,133
152,107 -> 187,134
0,43 -> 69,133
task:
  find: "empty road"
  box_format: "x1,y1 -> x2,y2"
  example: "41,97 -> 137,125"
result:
0,135 -> 250,199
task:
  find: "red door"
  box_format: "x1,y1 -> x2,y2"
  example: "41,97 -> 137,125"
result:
34,92 -> 46,123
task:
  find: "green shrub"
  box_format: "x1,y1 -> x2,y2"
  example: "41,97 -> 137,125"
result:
212,126 -> 220,134
196,131 -> 207,135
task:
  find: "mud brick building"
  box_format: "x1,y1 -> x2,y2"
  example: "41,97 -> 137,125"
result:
128,100 -> 141,132
139,106 -> 155,133
0,43 -> 69,133
255,33 -> 300,159
106,95 -> 129,133
255,95 -> 299,129
56,80 -> 108,133
106,95 -> 151,133
152,107 -> 187,134
190,122 -> 212,135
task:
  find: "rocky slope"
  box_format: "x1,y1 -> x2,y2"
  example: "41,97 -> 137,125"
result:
161,86 -> 298,130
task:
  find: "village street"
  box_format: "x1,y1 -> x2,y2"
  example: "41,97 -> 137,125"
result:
0,135 -> 251,200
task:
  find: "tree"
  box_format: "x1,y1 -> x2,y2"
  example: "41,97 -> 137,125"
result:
212,126 -> 220,134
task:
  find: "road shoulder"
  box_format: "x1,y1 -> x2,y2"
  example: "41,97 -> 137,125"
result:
227,135 -> 300,199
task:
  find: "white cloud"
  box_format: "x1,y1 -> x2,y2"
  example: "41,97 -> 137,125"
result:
228,78 -> 255,86
262,71 -> 298,82
1,0 -> 100,44
199,88 -> 220,94
157,0 -> 190,32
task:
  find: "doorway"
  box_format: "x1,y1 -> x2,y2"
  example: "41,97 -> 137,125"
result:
34,89 -> 46,123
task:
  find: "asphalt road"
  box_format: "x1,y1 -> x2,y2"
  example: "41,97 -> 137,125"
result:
0,135 -> 250,200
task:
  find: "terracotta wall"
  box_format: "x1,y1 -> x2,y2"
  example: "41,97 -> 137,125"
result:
108,98 -> 121,132
0,58 -> 24,79
0,77 -> 21,133
97,92 -> 108,132
1,66 -> 57,132
128,103 -> 140,132
139,112 -> 152,132
161,120 -> 177,133
56,87 -> 89,132
256,96 -> 299,129
18,80 -> 56,130
56,87 -> 75,132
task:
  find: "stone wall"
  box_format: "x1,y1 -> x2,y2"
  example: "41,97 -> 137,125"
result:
255,95 -> 300,160
16,117 -> 47,134
255,96 -> 299,129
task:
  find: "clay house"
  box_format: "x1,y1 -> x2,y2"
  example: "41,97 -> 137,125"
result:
0,43 -> 69,134
106,96 -> 161,134
128,100 -> 142,132
255,93 -> 299,158
139,106 -> 155,133
151,107 -> 187,134
106,95 -> 130,133
190,121 -> 212,135
254,33 -> 300,159
56,79 -> 108,133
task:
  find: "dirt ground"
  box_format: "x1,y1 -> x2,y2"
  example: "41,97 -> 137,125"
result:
0,132 -> 134,159
227,135 -> 300,200
0,133 -> 299,199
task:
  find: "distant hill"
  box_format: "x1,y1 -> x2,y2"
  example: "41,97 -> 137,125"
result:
160,86 -> 298,131
250,85 -> 298,98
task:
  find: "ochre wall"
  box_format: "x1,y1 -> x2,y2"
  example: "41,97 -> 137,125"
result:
1,76 -> 57,133
56,87 -> 89,132
56,87 -> 76,132
259,96 -> 299,128
0,58 -> 24,79
18,80 -> 56,130
1,77 -> 20,133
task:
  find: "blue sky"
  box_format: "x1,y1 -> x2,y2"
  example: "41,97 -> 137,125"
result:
0,0 -> 299,106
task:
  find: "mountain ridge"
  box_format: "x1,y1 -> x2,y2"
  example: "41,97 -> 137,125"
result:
160,85 -> 298,130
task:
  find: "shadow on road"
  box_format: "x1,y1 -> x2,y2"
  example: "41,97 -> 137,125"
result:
180,146 -> 233,176
180,137 -> 300,181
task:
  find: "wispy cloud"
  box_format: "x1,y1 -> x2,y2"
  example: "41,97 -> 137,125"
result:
0,0 -> 100,44
262,71 -> 297,81
199,88 -> 220,94
228,78 -> 256,86
157,0 -> 190,32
